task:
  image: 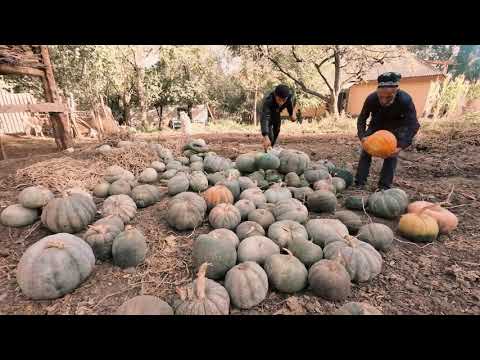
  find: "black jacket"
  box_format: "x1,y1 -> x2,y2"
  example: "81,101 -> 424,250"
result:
260,91 -> 296,136
357,89 -> 420,148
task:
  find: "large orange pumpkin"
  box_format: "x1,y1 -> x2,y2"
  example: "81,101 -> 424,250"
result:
362,130 -> 397,158
398,212 -> 439,243
407,201 -> 458,234
203,185 -> 234,210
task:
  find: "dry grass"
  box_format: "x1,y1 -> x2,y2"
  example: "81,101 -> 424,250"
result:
94,143 -> 158,176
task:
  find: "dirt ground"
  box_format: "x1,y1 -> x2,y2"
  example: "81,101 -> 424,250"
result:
0,129 -> 479,315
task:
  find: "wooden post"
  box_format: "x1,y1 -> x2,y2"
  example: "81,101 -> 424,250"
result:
0,130 -> 7,161
40,45 -> 73,150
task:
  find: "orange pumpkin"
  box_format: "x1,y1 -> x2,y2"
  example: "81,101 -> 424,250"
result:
203,185 -> 234,210
407,201 -> 458,234
398,212 -> 439,243
362,130 -> 397,158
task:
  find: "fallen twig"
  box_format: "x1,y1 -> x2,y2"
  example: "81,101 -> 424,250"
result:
92,280 -> 156,310
21,221 -> 42,242
394,237 -> 433,249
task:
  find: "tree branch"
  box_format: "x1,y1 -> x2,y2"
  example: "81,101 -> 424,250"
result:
291,46 -> 303,63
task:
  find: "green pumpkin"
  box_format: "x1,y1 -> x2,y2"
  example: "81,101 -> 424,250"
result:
334,210 -> 363,234
116,295 -> 174,315
183,138 -> 209,153
204,155 -> 233,173
264,250 -> 308,293
307,190 -> 337,213
255,152 -> 280,170
238,177 -> 257,191
207,172 -> 226,186
225,261 -> 268,309
278,149 -> 310,175
139,168 -> 158,183
208,203 -> 242,230
1,204 -> 38,228
168,174 -> 190,196
287,237 -> 323,268
247,209 -> 275,230
236,221 -> 265,240
84,215 -> 125,260
240,188 -> 267,208
248,169 -> 265,184
304,168 -> 330,184
306,219 -> 349,248
93,182 -> 111,198
102,194 -> 137,224
367,188 -> 409,219
217,178 -> 241,200
317,159 -> 336,173
285,172 -> 301,187
167,192 -> 206,231
161,169 -> 178,180
177,156 -> 190,166
235,152 -> 258,173
264,186 -> 292,204
357,223 -> 394,251
265,169 -> 283,184
166,161 -> 183,171
234,199 -> 256,221
331,177 -> 347,193
208,228 -> 240,249
18,186 -> 54,209
345,196 -> 368,210
237,235 -> 280,265
189,172 -> 209,193
268,220 -> 308,248
190,161 -> 204,172
112,226 -> 148,269
192,233 -> 237,280
131,184 -> 161,208
331,168 -> 354,188
222,168 -> 241,179
334,302 -> 382,315
190,154 -> 203,163
308,259 -> 352,301
289,187 -> 314,202
151,161 -> 166,173
272,198 -> 308,223
109,179 -> 132,196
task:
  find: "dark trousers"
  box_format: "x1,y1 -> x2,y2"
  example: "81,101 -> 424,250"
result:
355,150 -> 398,188
267,118 -> 281,146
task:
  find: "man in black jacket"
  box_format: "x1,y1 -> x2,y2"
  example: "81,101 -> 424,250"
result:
355,72 -> 420,190
260,84 -> 296,151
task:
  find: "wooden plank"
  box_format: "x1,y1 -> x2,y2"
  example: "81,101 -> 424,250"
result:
0,103 -> 67,113
0,63 -> 45,77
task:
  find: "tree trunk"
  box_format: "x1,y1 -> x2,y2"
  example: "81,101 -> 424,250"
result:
156,105 -> 163,130
253,82 -> 258,126
122,93 -> 131,126
137,66 -> 147,129
187,103 -> 193,121
330,93 -> 339,117
331,46 -> 341,118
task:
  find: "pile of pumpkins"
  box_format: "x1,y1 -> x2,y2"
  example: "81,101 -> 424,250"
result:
0,136 -> 459,315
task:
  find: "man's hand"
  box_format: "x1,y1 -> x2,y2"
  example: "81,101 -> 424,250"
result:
360,136 -> 368,145
391,147 -> 402,157
262,136 -> 272,152
289,115 -> 297,123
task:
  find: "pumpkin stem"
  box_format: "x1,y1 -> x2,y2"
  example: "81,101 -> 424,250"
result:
283,248 -> 294,257
195,262 -> 210,300
88,224 -> 107,234
124,225 -> 134,231
46,240 -> 65,249
343,235 -> 357,247
333,252 -> 347,268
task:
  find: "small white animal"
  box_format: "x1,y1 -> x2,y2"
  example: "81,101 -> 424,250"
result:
24,114 -> 44,137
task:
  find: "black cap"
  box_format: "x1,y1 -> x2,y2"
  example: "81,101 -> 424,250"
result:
377,72 -> 402,88
274,84 -> 290,99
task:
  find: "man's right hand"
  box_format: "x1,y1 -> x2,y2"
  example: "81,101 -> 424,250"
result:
263,136 -> 271,152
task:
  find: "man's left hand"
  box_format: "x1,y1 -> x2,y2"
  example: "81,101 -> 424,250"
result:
290,115 -> 297,123
390,147 -> 402,157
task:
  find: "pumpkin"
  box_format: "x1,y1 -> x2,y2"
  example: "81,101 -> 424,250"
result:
108,179 -> 132,196
255,152 -> 280,170
223,168 -> 241,179
236,221 -> 265,240
183,138 -> 209,153
208,228 -> 240,249
240,187 -> 267,208
285,172 -> 301,187
237,235 -> 280,265
289,187 -> 314,202
207,172 -> 226,186
357,223 -> 394,251
331,177 -> 347,193
41,193 -> 97,233
104,165 -> 134,183
161,169 -> 178,180
268,220 -> 308,248
313,178 -> 336,193
248,169 -> 266,184
116,295 -> 174,315
151,161 -> 166,173
264,249 -> 308,293
177,156 -> 190,166
307,190 -> 337,213
166,160 -> 183,171
217,178 -> 241,201
287,237 -> 323,268
138,168 -> 158,184
1,204 -> 38,228
189,171 -> 209,193
308,259 -> 352,301
18,186 -> 54,209
278,149 -> 310,175
224,261 -> 268,309
272,198 -> 309,224
190,154 -> 203,163
168,174 -> 190,196
96,144 -> 112,154
407,201 -> 458,234
304,168 -> 330,184
331,168 -> 354,188
257,202 -> 277,213
367,188 -> 409,219
306,219 -> 349,247
167,192 -> 206,231
362,129 -> 397,158
93,182 -> 111,198
345,196 -> 368,211
204,155 -> 233,173
235,152 -> 258,173
68,187 -> 92,199
247,209 -> 275,230
265,169 -> 283,184
190,161 -> 204,172
334,210 -> 363,234
175,263 -> 230,315
203,185 -> 234,210
131,184 -> 161,208
209,203 -> 241,230
112,226 -> 148,269
151,144 -> 174,162
324,236 -> 383,282
118,140 -> 134,148
102,194 -> 137,224
299,174 -> 311,188
192,234 -> 237,280
334,302 -> 382,315
317,159 -> 336,173
16,233 -> 95,300
83,215 -> 125,260
264,185 -> 292,204
234,199 -> 256,221
398,212 -> 439,243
